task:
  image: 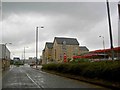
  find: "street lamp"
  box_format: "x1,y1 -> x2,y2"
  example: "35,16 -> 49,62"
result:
106,0 -> 114,60
99,36 -> 106,59
24,46 -> 29,64
36,26 -> 44,68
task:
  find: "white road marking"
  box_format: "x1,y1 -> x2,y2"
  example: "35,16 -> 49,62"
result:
9,66 -> 14,72
26,73 -> 43,88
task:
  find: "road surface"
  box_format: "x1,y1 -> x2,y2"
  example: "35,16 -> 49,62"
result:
2,64 -> 109,89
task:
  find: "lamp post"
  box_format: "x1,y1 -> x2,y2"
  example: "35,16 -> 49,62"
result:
36,26 -> 44,69
24,46 -> 29,64
106,0 -> 114,60
99,36 -> 105,59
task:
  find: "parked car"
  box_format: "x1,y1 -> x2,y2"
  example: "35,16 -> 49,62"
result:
29,63 -> 35,66
13,57 -> 20,61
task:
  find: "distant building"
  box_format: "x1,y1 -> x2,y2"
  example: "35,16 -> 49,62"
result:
27,57 -> 36,64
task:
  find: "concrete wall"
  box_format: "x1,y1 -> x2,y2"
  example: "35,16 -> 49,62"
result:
0,44 -> 10,60
0,44 -> 11,71
0,44 -> 2,59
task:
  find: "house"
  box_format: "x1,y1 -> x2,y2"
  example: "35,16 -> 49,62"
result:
53,37 -> 80,63
42,37 -> 80,64
43,42 -> 53,64
79,46 -> 89,55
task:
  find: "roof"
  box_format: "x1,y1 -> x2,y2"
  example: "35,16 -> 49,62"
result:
79,46 -> 89,51
54,37 -> 79,45
90,47 -> 120,53
46,42 -> 53,49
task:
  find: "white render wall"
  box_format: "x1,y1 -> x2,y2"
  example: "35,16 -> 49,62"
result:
0,44 -> 10,60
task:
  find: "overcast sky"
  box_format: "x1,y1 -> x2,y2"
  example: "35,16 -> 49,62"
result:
1,0 -> 119,59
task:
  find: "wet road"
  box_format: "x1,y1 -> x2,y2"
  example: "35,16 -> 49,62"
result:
2,65 -> 108,89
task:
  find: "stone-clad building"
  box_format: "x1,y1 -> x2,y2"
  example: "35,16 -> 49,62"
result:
42,42 -> 53,64
79,46 -> 89,55
42,37 -> 80,64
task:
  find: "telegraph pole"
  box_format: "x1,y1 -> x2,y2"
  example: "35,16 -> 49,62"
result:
106,0 -> 114,60
36,26 -> 38,68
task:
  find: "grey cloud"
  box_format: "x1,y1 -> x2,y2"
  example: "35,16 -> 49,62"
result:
2,2 -> 118,58
2,2 -> 108,19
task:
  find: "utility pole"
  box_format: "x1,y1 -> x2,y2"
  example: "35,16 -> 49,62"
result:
36,27 -> 38,68
24,47 -> 25,64
106,0 -> 114,60
99,36 -> 106,59
24,46 -> 29,64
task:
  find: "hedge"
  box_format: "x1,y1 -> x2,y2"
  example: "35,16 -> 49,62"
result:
42,61 -> 120,82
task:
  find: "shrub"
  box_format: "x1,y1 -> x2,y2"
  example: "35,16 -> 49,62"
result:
42,60 -> 120,82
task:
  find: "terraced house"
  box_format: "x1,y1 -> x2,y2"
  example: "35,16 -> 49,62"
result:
42,37 -> 80,64
79,46 -> 89,55
42,42 -> 53,64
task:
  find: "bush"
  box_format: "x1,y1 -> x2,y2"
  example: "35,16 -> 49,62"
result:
14,61 -> 24,66
42,60 -> 120,82
70,58 -> 90,63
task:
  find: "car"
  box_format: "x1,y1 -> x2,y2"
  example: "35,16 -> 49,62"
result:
13,57 -> 20,61
29,63 -> 35,66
